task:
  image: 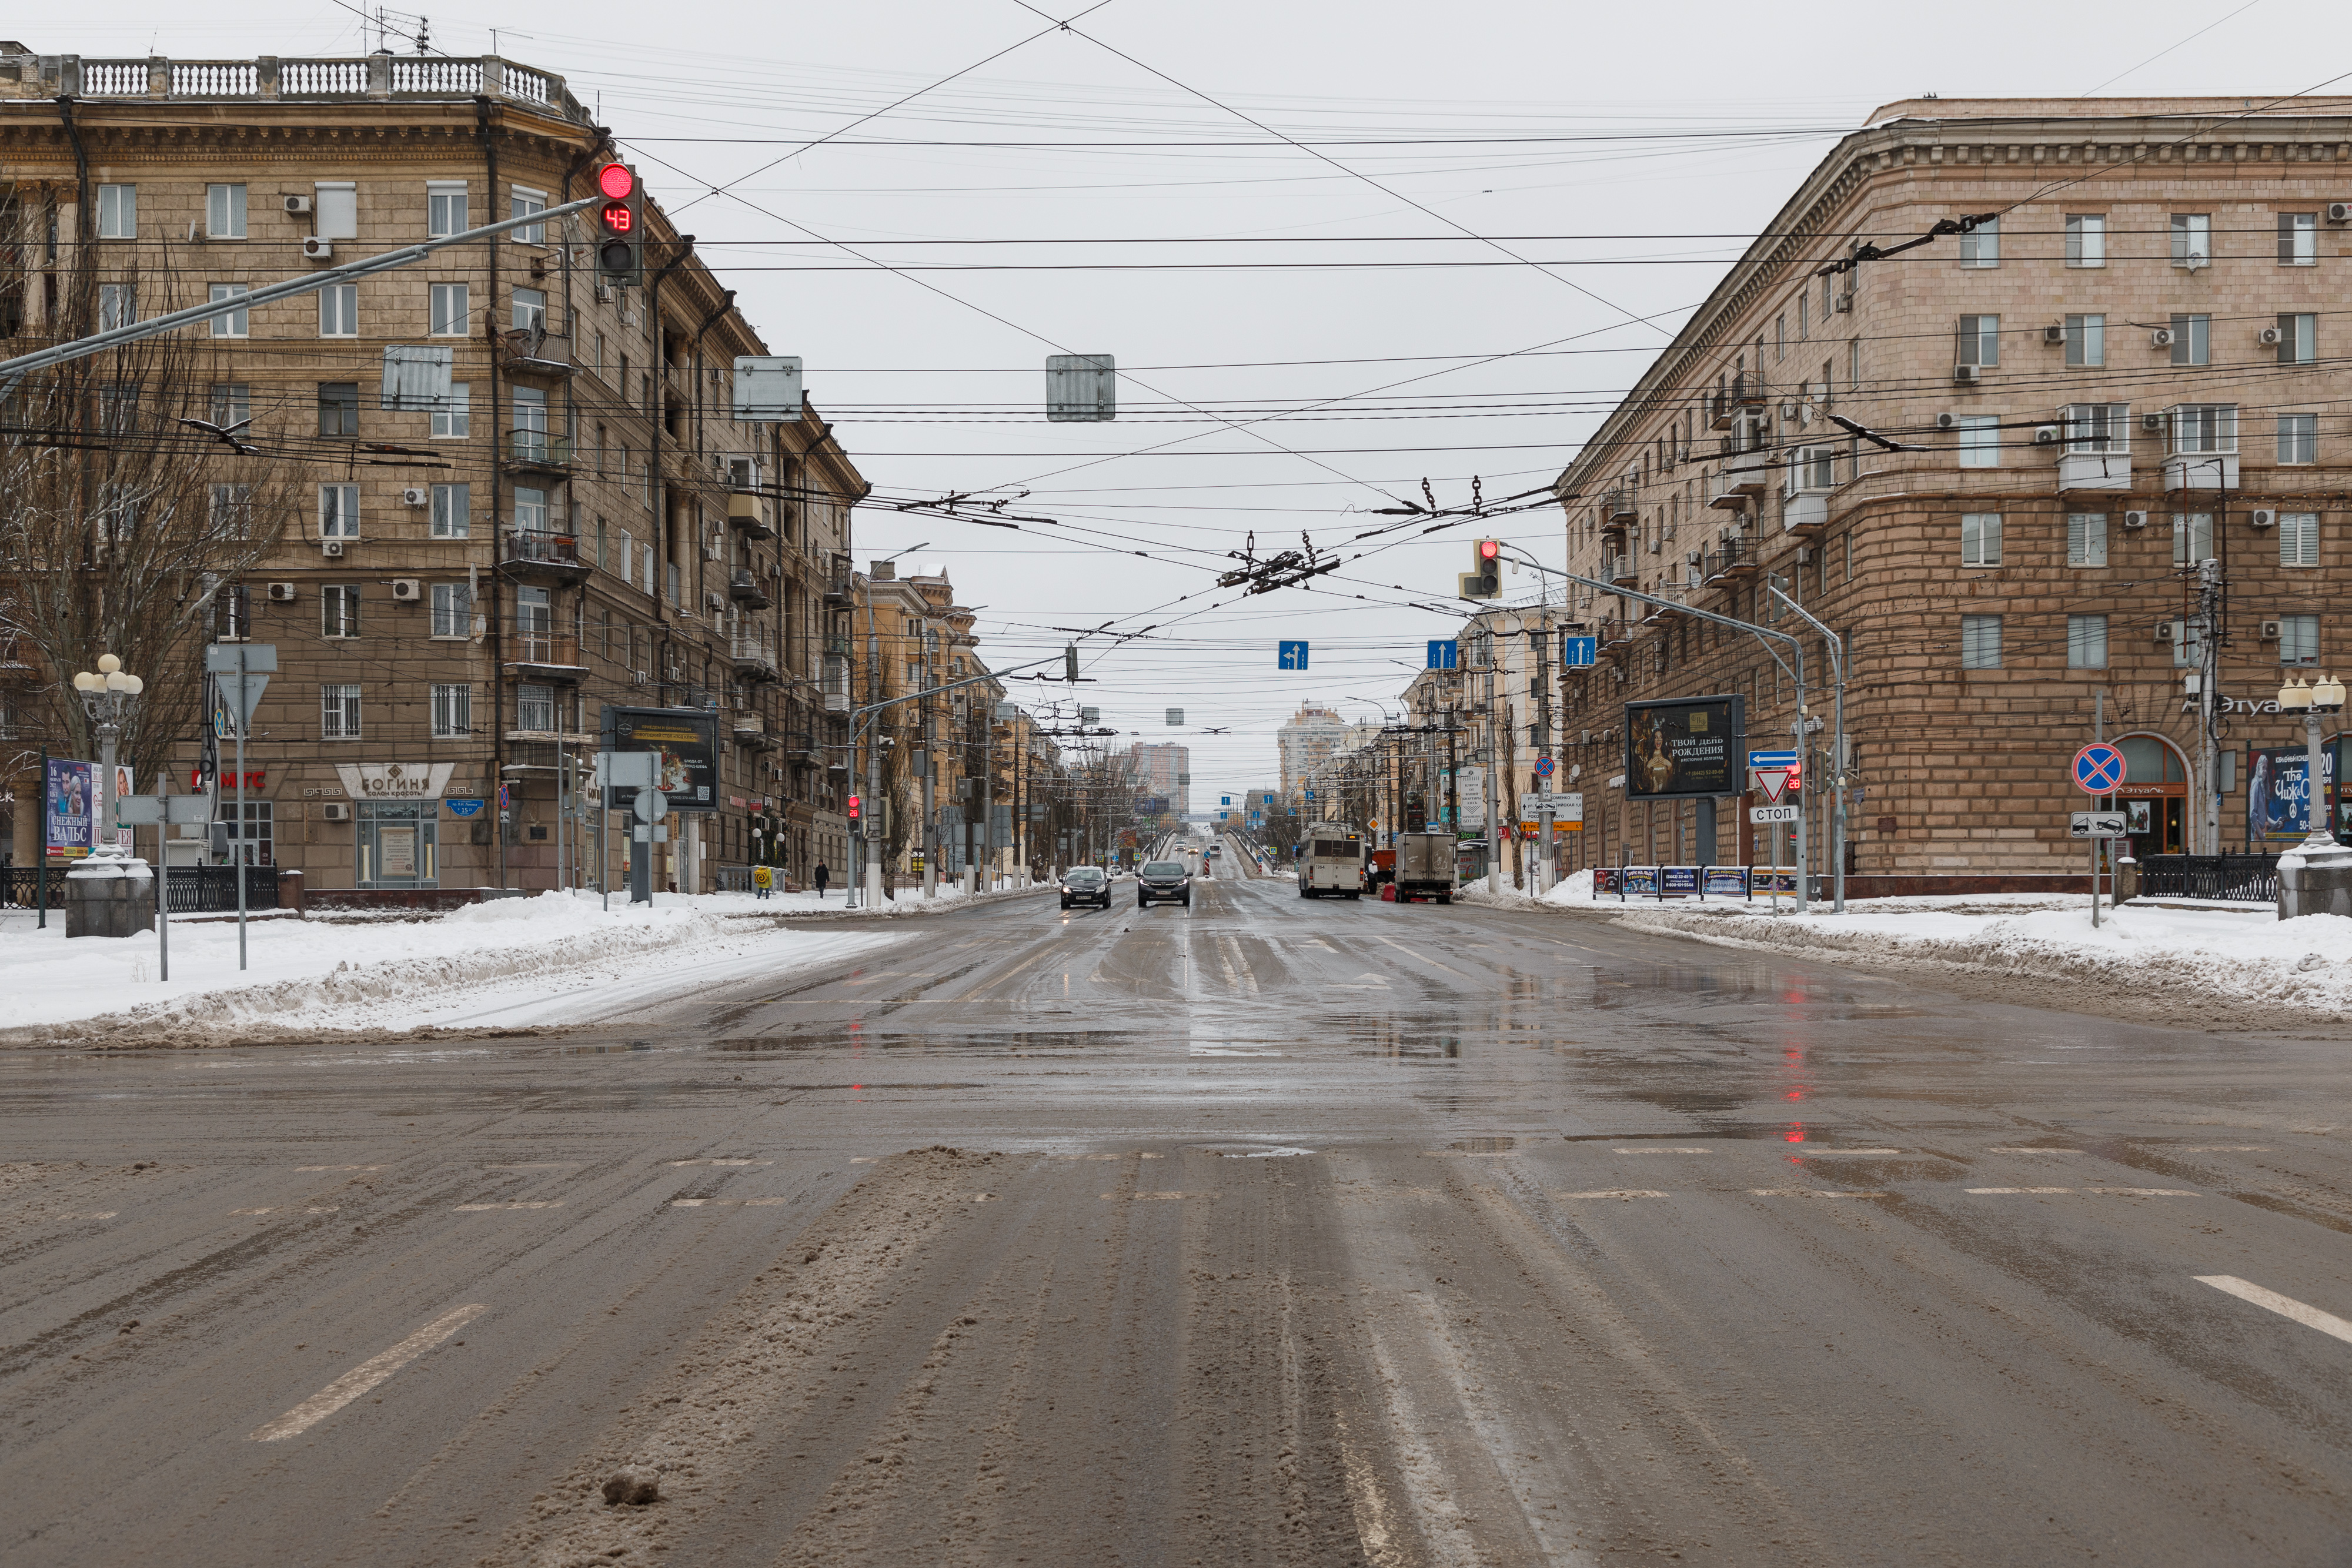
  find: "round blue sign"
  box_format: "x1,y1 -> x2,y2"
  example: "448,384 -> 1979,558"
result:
2073,743 -> 2126,795
1535,757 -> 1554,778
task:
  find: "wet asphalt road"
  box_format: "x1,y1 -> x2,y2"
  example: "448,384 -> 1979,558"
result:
7,845 -> 2352,1566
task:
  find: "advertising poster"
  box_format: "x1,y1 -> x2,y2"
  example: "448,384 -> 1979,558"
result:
1592,867 -> 1618,897
1703,865 -> 1750,897
1455,770 -> 1486,831
46,759 -> 91,858
1624,694 -> 1745,800
603,706 -> 720,813
1621,865 -> 1661,897
2247,745 -> 2336,844
1659,865 -> 1699,897
1753,867 -> 1799,897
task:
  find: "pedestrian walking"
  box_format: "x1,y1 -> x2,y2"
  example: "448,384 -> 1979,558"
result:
814,862 -> 830,900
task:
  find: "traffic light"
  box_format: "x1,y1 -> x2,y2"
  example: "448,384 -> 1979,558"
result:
846,794 -> 861,823
1784,761 -> 1802,796
1459,538 -> 1501,599
594,162 -> 643,287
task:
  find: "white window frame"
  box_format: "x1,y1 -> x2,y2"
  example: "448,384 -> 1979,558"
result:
2066,512 -> 2108,568
2172,512 -> 2214,567
320,684 -> 363,740
211,383 -> 250,429
511,286 -> 547,333
2281,614 -> 2321,667
430,683 -> 473,738
1957,315 -> 2000,367
2170,212 -> 2211,268
2064,213 -> 2106,268
514,485 -> 549,533
430,482 -> 471,539
320,483 -> 360,539
320,584 -> 361,639
208,483 -> 253,540
96,184 -> 136,239
1960,614 -> 2002,670
207,283 -> 249,338
206,183 -> 247,240
1958,217 -> 1998,268
98,282 -> 135,331
426,180 -> 468,240
510,186 -> 547,245
2278,313 -> 2317,365
2169,313 -> 2210,366
428,282 -> 470,337
432,383 -> 470,440
515,683 -> 556,733
2280,211 -> 2318,266
1960,512 -> 2003,567
1956,414 -> 2000,469
2171,404 -> 2237,454
2064,313 -> 2104,367
429,583 -> 473,639
2280,511 -> 2320,569
2067,614 -> 2109,669
319,282 -> 358,338
2062,403 -> 2129,454
2279,412 -> 2318,466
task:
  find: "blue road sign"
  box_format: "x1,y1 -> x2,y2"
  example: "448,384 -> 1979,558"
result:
1262,793 -> 1274,804
1748,750 -> 1799,770
1278,640 -> 1309,670
1562,634 -> 1597,668
2073,743 -> 2126,794
1221,795 -> 1231,805
1305,790 -> 1316,801
1427,639 -> 1457,670
1535,757 -> 1554,779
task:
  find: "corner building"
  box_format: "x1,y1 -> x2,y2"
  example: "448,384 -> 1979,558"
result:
0,45 -> 861,895
1555,96 -> 2352,887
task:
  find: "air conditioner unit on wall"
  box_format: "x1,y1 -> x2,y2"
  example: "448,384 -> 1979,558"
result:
2033,426 -> 2061,445
2043,325 -> 2066,345
2155,619 -> 2174,643
2330,202 -> 2352,223
321,539 -> 345,558
1954,364 -> 1982,385
2249,509 -> 2277,529
2141,413 -> 2166,432
2150,327 -> 2175,347
400,487 -> 429,507
267,582 -> 296,603
1833,291 -> 1853,313
320,801 -> 351,821
391,578 -> 422,601
283,194 -> 312,216
1935,412 -> 1959,430
2261,619 -> 2283,641
302,236 -> 333,262
2259,326 -> 2284,347
2123,510 -> 2150,529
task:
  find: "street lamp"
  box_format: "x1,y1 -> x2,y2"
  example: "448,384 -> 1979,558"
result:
2277,673 -> 2345,849
71,653 -> 144,862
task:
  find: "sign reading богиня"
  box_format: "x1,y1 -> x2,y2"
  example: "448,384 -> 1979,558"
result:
1623,694 -> 1745,800
335,763 -> 456,800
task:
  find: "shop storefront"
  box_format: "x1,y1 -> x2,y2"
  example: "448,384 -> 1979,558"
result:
336,763 -> 455,888
2106,734 -> 2189,859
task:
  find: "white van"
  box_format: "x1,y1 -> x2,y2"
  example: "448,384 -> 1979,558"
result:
1298,825 -> 1365,900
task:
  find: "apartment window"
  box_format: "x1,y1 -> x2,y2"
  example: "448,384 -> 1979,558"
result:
2279,413 -> 2318,464
315,182 -> 358,240
210,383 -> 250,430
216,584 -> 252,641
2064,213 -> 2106,267
2062,403 -> 2129,453
1960,513 -> 2003,567
318,382 -> 359,436
426,180 -> 468,239
2277,313 -> 2317,365
208,483 -> 253,540
510,187 -> 547,245
206,283 -> 249,338
321,584 -> 361,638
96,183 -> 136,238
430,683 -> 472,738
2170,212 -> 2211,267
2066,614 -> 2109,669
2171,512 -> 2214,567
2279,211 -> 2318,266
512,287 -> 547,332
2280,511 -> 2320,568
2064,313 -> 2105,367
512,385 -> 548,464
206,183 -> 247,240
2169,313 -> 2210,366
432,383 -> 470,439
514,485 -> 549,533
430,583 -> 472,638
2281,614 -> 2321,667
320,484 -> 360,539
2172,404 -> 2237,453
320,684 -> 363,740
1960,614 -> 2002,670
98,283 -> 134,331
220,801 -> 273,867
1956,414 -> 2000,468
2066,513 -> 2109,567
1798,292 -> 1810,340
1958,314 -> 2000,367
430,483 -> 471,539
1959,216 -> 1998,267
428,282 -> 469,337
319,283 -> 358,337
516,683 -> 555,733
1775,313 -> 1786,359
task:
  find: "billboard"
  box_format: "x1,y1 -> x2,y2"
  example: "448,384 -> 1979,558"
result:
600,706 -> 720,813
2247,744 -> 2337,844
46,759 -> 92,858
1624,694 -> 1745,800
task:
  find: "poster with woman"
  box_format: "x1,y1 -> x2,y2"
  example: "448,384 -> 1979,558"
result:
46,760 -> 92,858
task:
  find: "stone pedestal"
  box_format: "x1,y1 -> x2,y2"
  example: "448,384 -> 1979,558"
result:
2277,842 -> 2352,920
65,857 -> 156,938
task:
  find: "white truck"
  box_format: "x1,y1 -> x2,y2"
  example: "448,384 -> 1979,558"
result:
1297,825 -> 1366,900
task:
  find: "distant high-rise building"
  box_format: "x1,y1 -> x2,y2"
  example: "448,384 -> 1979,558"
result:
1278,704 -> 1348,807
1122,742 -> 1189,816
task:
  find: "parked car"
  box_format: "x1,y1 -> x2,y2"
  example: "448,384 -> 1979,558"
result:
1136,859 -> 1193,909
1060,866 -> 1112,910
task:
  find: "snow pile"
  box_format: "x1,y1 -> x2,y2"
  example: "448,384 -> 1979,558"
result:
0,890 -> 902,1045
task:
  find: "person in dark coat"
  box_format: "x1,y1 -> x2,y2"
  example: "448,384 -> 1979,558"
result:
813,862 -> 830,899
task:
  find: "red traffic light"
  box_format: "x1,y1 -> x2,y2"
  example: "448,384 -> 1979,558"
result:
597,163 -> 635,199
846,794 -> 861,820
1477,539 -> 1501,562
1785,764 -> 1802,792
599,200 -> 634,235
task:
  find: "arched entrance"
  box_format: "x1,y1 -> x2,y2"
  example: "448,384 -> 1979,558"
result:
2104,733 -> 2188,858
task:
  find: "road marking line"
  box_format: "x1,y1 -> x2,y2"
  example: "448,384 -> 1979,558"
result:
1989,1147 -> 2084,1154
1371,932 -> 1464,976
1795,1148 -> 1905,1156
667,1159 -> 773,1166
295,1165 -> 386,1172
1967,1187 -> 2074,1194
1614,1148 -> 1709,1155
1554,1189 -> 1669,1199
2197,1275 -> 2352,1344
452,1201 -> 564,1211
2183,1146 -> 2271,1152
62,1211 -> 118,1221
1101,1191 -> 1199,1199
1748,1189 -> 1893,1198
249,1303 -> 486,1442
230,1207 -> 274,1215
2090,1186 -> 2199,1197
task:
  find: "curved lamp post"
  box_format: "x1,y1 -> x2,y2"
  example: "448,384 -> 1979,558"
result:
71,653 -> 143,862
2277,673 -> 2346,850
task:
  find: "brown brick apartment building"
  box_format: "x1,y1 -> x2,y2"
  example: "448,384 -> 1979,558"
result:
0,45 -> 861,895
1554,95 -> 2352,886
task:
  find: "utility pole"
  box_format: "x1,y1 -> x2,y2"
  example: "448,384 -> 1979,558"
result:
2199,557 -> 2223,857
1483,621 -> 1501,897
920,626 -> 937,900
1532,619 -> 1553,895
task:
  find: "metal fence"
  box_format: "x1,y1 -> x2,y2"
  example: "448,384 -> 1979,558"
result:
2136,854 -> 2280,903
1,865 -> 279,913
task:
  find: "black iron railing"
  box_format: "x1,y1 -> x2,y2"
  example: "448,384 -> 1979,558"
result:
2,864 -> 278,912
2136,854 -> 2279,902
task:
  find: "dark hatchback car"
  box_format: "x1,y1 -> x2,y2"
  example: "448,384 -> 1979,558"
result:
1059,866 -> 1112,910
1137,860 -> 1193,909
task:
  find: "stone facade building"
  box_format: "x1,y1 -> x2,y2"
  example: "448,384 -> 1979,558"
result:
0,45 -> 859,895
1553,95 -> 2352,888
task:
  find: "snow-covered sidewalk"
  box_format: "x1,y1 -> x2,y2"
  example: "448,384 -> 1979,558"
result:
1458,871 -> 2352,1021
0,890 -> 916,1047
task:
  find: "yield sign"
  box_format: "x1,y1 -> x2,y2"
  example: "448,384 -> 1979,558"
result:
1754,769 -> 1792,804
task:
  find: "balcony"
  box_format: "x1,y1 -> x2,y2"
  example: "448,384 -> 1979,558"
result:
823,560 -> 854,606
501,529 -> 590,583
504,429 -> 574,477
505,630 -> 586,681
2057,450 -> 2134,492
2163,452 -> 2240,490
1718,531 -> 1759,577
495,325 -> 573,379
729,568 -> 771,609
727,492 -> 777,540
786,730 -> 823,765
1602,553 -> 1638,587
41,53 -> 590,122
1780,448 -> 1838,533
730,634 -> 779,683
731,711 -> 773,749
1603,487 -> 1638,524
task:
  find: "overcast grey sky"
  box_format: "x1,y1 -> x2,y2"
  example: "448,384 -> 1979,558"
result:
64,0 -> 2338,807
